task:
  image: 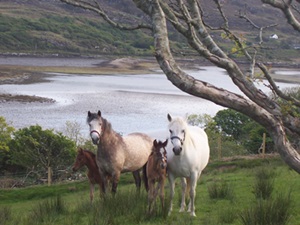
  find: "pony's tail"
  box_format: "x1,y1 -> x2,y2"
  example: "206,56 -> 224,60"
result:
142,162 -> 149,192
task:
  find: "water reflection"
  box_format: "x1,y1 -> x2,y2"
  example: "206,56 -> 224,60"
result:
0,58 -> 299,136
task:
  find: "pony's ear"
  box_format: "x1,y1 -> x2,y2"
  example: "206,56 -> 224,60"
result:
167,113 -> 172,122
97,110 -> 101,117
88,111 -> 91,117
163,139 -> 168,147
153,139 -> 158,147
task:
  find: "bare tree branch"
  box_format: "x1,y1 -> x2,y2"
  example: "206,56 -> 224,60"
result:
262,0 -> 300,32
60,0 -> 300,173
258,63 -> 300,108
237,10 -> 278,45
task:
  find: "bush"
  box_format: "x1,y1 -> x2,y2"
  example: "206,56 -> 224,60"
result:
207,180 -> 235,200
240,191 -> 292,225
0,206 -> 12,225
27,195 -> 66,224
252,167 -> 275,199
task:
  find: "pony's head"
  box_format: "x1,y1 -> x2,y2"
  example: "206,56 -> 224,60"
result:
87,110 -> 103,145
153,139 -> 168,169
72,148 -> 87,172
167,114 -> 187,156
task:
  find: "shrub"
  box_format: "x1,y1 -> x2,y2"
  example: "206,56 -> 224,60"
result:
0,206 -> 11,225
253,167 -> 275,199
218,207 -> 237,224
27,195 -> 66,224
240,191 -> 292,225
207,180 -> 235,200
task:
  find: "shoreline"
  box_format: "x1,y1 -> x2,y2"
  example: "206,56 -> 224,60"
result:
1,56 -> 300,103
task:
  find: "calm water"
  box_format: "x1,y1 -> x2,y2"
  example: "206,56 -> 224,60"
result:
0,57 -> 299,137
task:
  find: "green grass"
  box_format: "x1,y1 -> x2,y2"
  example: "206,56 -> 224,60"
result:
1,157 -> 300,225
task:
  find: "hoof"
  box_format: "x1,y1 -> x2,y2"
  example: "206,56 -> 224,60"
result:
190,212 -> 196,217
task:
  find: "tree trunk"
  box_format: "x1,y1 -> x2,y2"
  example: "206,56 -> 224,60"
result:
135,0 -> 300,173
48,166 -> 52,186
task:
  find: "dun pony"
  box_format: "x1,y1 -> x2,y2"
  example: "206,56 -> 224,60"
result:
87,110 -> 153,194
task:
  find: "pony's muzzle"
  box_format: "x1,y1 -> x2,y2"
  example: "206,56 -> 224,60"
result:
161,162 -> 167,169
91,137 -> 99,145
90,130 -> 100,145
173,147 -> 182,155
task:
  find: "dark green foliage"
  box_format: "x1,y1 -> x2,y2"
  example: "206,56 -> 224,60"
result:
214,109 -> 252,141
0,117 -> 15,173
0,13 -> 154,55
213,109 -> 274,154
240,191 -> 292,225
253,167 -> 275,199
0,206 -> 12,225
207,179 -> 235,200
9,125 -> 76,181
26,195 -> 66,224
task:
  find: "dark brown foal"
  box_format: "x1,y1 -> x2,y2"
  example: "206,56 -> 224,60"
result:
146,139 -> 168,214
72,148 -> 104,203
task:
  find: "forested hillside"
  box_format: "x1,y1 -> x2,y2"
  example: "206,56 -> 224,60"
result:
0,0 -> 299,61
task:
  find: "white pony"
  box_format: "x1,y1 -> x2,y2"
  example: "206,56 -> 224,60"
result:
165,114 -> 210,217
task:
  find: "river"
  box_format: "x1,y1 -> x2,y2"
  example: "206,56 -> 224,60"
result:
0,57 -> 299,137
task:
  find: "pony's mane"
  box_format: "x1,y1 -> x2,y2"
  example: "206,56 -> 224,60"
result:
82,149 -> 96,157
87,113 -> 119,137
86,112 -> 99,123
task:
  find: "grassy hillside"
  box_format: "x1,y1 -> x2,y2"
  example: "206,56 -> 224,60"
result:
0,0 -> 299,62
1,157 -> 300,225
0,1 -> 154,56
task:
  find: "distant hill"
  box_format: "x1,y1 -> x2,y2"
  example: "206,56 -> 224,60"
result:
0,0 -> 299,62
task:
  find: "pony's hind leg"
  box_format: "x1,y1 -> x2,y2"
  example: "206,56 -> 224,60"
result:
142,163 -> 149,192
132,170 -> 141,192
179,177 -> 187,212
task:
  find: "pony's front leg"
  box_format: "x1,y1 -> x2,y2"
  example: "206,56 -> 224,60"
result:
168,174 -> 175,216
90,182 -> 94,203
147,180 -> 155,213
179,177 -> 187,212
159,179 -> 165,211
111,172 -> 121,194
187,172 -> 198,217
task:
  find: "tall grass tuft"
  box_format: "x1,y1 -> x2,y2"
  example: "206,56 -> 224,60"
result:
253,167 -> 275,199
26,195 -> 66,224
207,180 -> 235,200
240,191 -> 292,225
0,206 -> 12,225
218,207 -> 238,224
89,188 -> 168,225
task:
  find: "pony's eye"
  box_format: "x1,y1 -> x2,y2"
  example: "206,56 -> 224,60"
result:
181,130 -> 185,134
169,129 -> 172,134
